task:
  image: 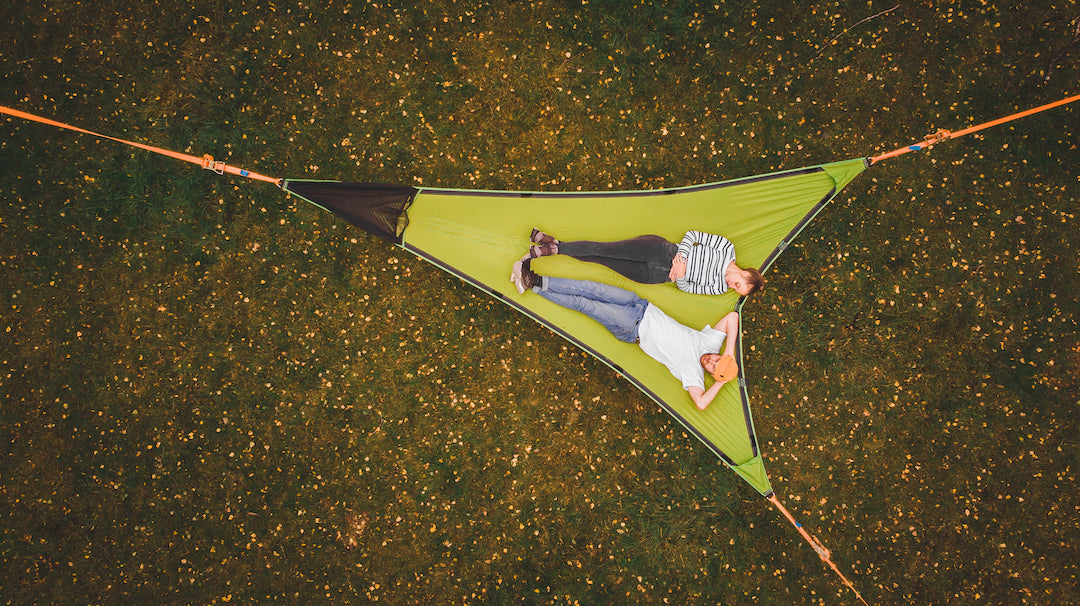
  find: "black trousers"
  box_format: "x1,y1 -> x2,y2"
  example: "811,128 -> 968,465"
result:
556,235 -> 678,284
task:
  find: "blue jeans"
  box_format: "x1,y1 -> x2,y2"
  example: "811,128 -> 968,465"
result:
557,235 -> 678,284
536,277 -> 648,343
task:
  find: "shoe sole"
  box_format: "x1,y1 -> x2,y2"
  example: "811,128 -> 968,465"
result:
510,260 -> 525,294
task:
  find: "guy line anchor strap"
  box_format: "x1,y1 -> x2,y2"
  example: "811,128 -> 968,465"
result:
0,104 -> 283,186
768,493 -> 871,606
870,93 -> 1080,164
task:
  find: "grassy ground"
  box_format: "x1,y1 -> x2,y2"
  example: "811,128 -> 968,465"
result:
1,1 -> 1078,604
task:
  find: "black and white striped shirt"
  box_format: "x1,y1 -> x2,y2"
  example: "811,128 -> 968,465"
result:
675,230 -> 736,295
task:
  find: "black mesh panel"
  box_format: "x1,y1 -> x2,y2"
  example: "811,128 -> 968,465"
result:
284,180 -> 418,244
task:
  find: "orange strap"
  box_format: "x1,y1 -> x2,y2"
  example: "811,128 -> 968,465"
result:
768,493 -> 870,605
0,105 -> 281,185
870,93 -> 1080,164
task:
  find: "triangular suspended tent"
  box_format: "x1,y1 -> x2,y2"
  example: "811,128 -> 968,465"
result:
284,158 -> 868,495
0,101 -> 872,495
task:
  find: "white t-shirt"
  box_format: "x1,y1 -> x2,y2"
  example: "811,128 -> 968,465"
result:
637,303 -> 727,391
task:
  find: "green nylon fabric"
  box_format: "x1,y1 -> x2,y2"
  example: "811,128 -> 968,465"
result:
401,158 -> 867,495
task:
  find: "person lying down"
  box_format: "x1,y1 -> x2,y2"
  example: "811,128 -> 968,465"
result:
511,255 -> 739,411
527,228 -> 764,297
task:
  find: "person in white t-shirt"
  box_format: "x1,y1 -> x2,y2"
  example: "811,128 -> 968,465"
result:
511,256 -> 739,411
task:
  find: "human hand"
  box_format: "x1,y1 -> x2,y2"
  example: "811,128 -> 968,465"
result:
669,253 -> 687,281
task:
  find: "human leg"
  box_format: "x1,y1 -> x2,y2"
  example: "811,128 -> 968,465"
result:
541,276 -> 648,306
556,235 -> 678,284
570,255 -> 671,284
557,235 -> 674,262
536,277 -> 648,343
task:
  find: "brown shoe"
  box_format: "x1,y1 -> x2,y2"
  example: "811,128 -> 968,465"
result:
530,228 -> 558,245
511,255 -> 540,294
529,243 -> 558,258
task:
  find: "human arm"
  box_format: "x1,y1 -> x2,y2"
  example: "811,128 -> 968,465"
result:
688,312 -> 740,411
715,312 -> 739,357
677,230 -> 730,256
688,381 -> 726,411
677,275 -> 725,295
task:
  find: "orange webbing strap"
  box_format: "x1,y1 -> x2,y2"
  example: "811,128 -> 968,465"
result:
870,93 -> 1080,164
768,493 -> 870,605
0,105 -> 282,186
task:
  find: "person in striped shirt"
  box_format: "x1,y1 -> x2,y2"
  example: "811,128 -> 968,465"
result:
528,228 -> 764,296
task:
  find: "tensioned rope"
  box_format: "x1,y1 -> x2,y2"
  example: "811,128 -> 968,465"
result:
769,494 -> 870,605
4,93 -> 1076,180
773,92 -> 1077,605
0,105 -> 282,185
870,93 -> 1080,164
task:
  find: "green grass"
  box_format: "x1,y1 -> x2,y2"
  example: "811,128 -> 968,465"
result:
2,1 -> 1078,604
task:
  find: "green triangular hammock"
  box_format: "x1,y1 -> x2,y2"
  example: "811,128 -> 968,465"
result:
284,157 -> 868,495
